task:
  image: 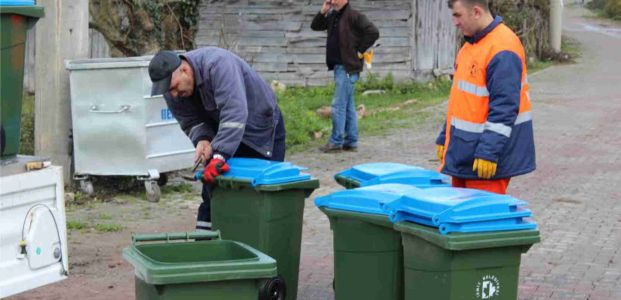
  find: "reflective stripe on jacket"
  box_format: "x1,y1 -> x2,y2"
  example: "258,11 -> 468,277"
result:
437,18 -> 536,179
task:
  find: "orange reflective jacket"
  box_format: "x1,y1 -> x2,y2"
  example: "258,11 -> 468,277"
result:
437,17 -> 536,179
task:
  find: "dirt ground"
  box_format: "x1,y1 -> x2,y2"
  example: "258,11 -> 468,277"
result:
9,4 -> 621,300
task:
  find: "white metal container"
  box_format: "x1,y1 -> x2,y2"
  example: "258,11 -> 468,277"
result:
65,56 -> 195,201
0,159 -> 68,298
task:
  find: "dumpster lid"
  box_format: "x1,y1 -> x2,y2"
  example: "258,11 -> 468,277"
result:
314,183 -> 422,215
335,162 -> 450,188
386,187 -> 535,234
219,158 -> 312,186
65,56 -> 154,70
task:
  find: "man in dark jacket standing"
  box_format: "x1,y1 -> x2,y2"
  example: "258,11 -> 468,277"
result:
148,47 -> 286,230
311,0 -> 379,153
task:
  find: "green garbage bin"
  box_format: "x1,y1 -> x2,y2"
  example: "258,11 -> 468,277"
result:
334,162 -> 450,189
315,184 -> 424,300
123,231 -> 286,300
394,222 -> 540,300
0,4 -> 44,157
319,207 -> 404,300
210,158 -> 319,300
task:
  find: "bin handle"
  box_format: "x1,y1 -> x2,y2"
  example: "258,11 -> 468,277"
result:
131,230 -> 221,244
89,105 -> 131,114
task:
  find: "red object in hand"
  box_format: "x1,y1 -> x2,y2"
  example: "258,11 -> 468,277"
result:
202,158 -> 230,184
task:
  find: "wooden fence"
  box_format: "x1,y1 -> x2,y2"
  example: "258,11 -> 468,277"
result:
195,0 -> 457,86
23,0 -> 457,90
23,28 -> 109,93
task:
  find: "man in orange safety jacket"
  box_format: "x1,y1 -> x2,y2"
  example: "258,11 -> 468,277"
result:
436,0 -> 536,194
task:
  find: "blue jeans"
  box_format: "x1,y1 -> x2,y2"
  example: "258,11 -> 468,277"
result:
329,65 -> 359,147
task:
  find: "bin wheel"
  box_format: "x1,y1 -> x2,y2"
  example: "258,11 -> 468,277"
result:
79,180 -> 94,196
259,276 -> 286,300
157,173 -> 168,186
144,181 -> 161,202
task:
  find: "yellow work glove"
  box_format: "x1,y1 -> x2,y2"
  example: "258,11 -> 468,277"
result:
436,144 -> 445,161
472,158 -> 497,179
357,50 -> 374,69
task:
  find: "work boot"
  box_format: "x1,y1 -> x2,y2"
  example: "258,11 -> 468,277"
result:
319,143 -> 342,153
343,145 -> 358,152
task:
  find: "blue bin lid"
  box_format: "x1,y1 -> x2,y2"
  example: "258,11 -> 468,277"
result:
314,184 -> 422,215
336,162 -> 450,188
386,187 -> 535,234
219,158 -> 311,186
0,0 -> 35,5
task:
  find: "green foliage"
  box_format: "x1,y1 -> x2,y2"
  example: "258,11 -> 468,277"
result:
161,182 -> 194,194
67,220 -> 87,231
589,0 -> 621,19
19,93 -> 34,155
277,75 -> 451,151
94,223 -> 124,232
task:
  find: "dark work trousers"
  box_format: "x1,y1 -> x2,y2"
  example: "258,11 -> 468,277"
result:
196,114 -> 286,230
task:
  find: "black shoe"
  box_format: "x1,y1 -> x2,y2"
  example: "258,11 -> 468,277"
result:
343,145 -> 358,152
319,143 -> 342,153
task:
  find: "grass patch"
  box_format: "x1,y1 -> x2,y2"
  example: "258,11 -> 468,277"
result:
99,213 -> 112,220
278,74 -> 451,152
66,220 -> 88,230
161,182 -> 194,194
94,223 -> 124,232
20,93 -> 35,155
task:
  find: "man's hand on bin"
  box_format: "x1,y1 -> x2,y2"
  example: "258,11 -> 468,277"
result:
202,155 -> 230,184
472,158 -> 497,179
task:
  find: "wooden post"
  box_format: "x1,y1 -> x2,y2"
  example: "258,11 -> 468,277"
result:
550,0 -> 563,53
34,0 -> 89,183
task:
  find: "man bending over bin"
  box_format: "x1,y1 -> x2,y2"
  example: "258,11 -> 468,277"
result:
149,47 -> 286,230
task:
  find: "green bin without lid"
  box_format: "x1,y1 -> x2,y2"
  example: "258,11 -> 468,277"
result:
0,4 -> 43,157
122,231 -> 280,300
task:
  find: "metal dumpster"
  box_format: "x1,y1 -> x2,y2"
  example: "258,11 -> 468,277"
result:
65,56 -> 195,201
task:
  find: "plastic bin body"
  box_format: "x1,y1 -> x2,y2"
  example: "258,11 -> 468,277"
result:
0,5 -> 43,157
320,207 -> 403,300
211,177 -> 319,300
335,162 -> 450,189
65,57 -> 194,177
123,233 -> 278,300
395,222 -> 540,300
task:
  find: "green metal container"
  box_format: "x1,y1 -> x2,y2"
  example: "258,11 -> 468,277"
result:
211,177 -> 319,300
320,207 -> 404,300
122,231 -> 285,300
0,6 -> 43,157
394,222 -> 540,300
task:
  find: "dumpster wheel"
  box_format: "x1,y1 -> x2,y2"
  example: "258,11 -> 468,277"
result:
259,276 -> 286,300
144,181 -> 161,202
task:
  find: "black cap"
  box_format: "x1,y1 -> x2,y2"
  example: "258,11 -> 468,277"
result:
149,51 -> 182,96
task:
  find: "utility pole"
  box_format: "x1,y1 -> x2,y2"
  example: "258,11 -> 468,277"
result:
35,0 -> 89,183
550,0 -> 563,53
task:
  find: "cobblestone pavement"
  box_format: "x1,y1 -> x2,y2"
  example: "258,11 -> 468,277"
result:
291,5 -> 621,300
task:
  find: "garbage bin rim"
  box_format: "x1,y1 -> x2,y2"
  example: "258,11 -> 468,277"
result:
0,5 -> 43,18
394,221 -> 540,251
